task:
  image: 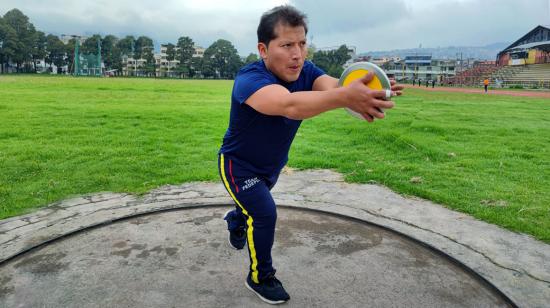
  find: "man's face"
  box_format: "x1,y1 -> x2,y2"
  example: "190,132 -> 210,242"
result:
258,23 -> 307,83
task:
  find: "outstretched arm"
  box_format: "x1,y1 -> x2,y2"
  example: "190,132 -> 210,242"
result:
245,72 -> 402,122
313,73 -> 405,94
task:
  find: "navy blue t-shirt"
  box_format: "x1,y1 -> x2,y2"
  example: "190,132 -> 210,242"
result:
219,60 -> 325,177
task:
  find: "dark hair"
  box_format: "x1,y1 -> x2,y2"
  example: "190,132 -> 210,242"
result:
257,5 -> 308,46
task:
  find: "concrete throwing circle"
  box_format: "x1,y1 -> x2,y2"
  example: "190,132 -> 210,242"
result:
0,206 -> 510,307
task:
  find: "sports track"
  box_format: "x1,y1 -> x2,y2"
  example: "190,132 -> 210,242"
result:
403,84 -> 550,98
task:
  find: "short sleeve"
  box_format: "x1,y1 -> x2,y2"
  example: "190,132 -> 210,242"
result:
232,65 -> 277,105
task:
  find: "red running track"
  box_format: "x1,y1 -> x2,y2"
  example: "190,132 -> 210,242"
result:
403,84 -> 550,98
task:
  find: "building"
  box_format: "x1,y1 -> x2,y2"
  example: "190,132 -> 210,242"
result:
451,60 -> 498,86
155,44 -> 180,78
493,25 -> 550,88
497,25 -> 550,66
151,44 -> 205,78
121,55 -> 148,76
192,45 -> 205,58
438,25 -> 550,88
369,57 -> 401,67
343,53 -> 458,83
383,55 -> 458,82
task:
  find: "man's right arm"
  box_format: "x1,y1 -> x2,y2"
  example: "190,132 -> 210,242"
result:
245,72 -> 394,122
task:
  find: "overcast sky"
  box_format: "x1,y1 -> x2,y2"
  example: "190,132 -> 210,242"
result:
1,0 -> 549,55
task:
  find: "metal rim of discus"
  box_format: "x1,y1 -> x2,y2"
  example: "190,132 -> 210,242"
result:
339,62 -> 392,120
338,61 -> 392,91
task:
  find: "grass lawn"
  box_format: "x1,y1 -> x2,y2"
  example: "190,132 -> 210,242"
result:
1,75 -> 549,242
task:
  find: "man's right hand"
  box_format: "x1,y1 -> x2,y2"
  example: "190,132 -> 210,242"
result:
344,72 -> 396,122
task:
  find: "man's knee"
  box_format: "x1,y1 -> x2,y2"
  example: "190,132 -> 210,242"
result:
253,205 -> 277,228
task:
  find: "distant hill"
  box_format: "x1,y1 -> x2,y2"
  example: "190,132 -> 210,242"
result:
360,42 -> 510,60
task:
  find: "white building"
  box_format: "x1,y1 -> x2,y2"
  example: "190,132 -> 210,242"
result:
383,55 -> 458,82
122,55 -> 148,76
155,44 -> 181,77
192,45 -> 205,58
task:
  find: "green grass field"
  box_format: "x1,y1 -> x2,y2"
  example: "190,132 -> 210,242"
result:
1,75 -> 549,242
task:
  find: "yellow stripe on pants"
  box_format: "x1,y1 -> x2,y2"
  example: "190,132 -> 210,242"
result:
220,154 -> 260,283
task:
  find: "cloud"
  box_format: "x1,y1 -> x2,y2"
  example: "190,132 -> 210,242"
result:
290,0 -> 410,35
290,0 -> 549,51
0,0 -> 287,54
1,0 -> 548,55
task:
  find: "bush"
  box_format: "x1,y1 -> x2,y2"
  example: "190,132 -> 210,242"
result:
509,84 -> 524,89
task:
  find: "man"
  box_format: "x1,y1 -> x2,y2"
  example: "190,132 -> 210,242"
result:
218,5 -> 403,305
484,78 -> 489,93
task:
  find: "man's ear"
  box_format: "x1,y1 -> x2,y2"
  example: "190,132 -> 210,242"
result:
258,42 -> 268,60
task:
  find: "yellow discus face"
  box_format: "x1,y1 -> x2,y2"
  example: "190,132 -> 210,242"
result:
342,69 -> 384,90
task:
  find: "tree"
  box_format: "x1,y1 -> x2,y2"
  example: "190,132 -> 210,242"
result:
306,44 -> 316,61
101,35 -> 119,72
116,35 -> 135,57
116,35 -> 135,75
135,36 -> 154,76
135,36 -> 153,59
81,34 -> 102,55
65,37 -> 84,75
165,43 -> 176,61
202,39 -> 242,79
160,43 -> 177,77
31,30 -> 46,72
189,56 -> 203,78
3,9 -> 36,72
312,44 -> 351,77
332,45 -> 352,67
44,34 -> 57,68
0,16 -> 18,73
176,36 -> 194,77
45,34 -> 65,73
244,53 -> 259,64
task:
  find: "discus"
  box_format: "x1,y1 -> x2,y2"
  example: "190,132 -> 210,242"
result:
338,62 -> 392,120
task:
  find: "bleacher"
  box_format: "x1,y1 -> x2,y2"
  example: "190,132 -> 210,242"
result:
491,63 -> 550,88
449,63 -> 550,89
449,62 -> 499,86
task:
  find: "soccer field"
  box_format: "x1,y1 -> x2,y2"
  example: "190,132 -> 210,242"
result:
1,75 -> 549,242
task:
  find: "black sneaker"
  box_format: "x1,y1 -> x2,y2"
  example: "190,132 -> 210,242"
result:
245,274 -> 290,305
223,210 -> 246,250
